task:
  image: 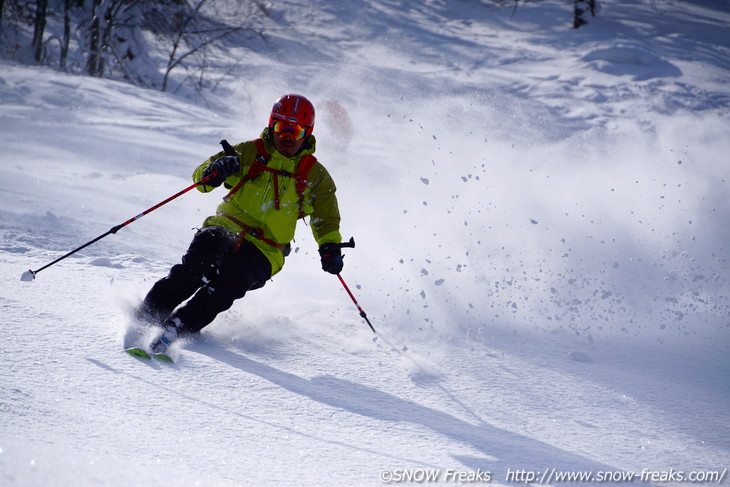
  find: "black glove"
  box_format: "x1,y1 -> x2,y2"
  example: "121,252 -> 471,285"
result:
202,156 -> 240,187
319,243 -> 344,275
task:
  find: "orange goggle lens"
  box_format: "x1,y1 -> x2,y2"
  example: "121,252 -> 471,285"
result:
271,122 -> 308,140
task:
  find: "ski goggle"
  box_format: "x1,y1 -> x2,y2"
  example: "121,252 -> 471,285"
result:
271,121 -> 309,140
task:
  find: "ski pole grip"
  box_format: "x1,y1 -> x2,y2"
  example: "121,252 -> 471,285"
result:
220,139 -> 237,158
335,237 -> 355,250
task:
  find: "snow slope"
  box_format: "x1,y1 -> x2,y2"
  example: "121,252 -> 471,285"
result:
1,0 -> 728,485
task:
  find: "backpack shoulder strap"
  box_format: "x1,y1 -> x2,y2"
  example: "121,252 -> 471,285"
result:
247,138 -> 271,180
295,155 -> 317,195
253,138 -> 270,160
295,154 -> 318,218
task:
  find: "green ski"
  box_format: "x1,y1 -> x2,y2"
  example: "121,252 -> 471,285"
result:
126,347 -> 173,363
126,347 -> 151,359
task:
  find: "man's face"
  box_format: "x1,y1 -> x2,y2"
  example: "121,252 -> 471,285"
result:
271,122 -> 309,157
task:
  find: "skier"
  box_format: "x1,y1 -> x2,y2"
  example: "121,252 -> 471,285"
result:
135,94 -> 344,355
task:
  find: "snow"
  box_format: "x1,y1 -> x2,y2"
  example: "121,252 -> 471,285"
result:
1,0 -> 729,485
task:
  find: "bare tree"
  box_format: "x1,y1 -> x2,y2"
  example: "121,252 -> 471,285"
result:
573,0 -> 597,29
0,0 -> 6,39
159,0 -> 264,93
31,0 -> 48,62
85,0 -> 102,75
84,0 -> 145,78
59,0 -> 73,69
3,0 -> 266,94
476,0 -> 599,29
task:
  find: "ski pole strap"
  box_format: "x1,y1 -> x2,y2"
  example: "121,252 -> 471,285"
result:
216,211 -> 286,252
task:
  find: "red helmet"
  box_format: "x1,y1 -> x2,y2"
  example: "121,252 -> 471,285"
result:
269,94 -> 315,137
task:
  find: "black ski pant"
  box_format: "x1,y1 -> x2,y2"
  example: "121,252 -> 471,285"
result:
139,225 -> 272,335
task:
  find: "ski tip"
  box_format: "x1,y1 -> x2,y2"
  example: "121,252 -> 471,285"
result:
153,353 -> 174,363
126,347 -> 152,359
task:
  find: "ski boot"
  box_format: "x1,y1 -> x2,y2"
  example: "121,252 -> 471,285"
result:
148,320 -> 181,362
127,320 -> 180,362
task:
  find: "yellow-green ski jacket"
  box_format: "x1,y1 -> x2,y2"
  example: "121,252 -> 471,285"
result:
193,130 -> 342,275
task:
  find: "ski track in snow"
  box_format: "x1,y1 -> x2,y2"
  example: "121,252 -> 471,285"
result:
1,0 -> 729,485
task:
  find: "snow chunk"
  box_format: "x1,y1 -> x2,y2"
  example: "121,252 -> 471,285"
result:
567,351 -> 594,363
88,257 -> 124,269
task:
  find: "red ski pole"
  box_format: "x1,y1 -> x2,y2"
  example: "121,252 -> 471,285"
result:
332,238 -> 376,334
337,273 -> 376,334
20,172 -> 219,282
